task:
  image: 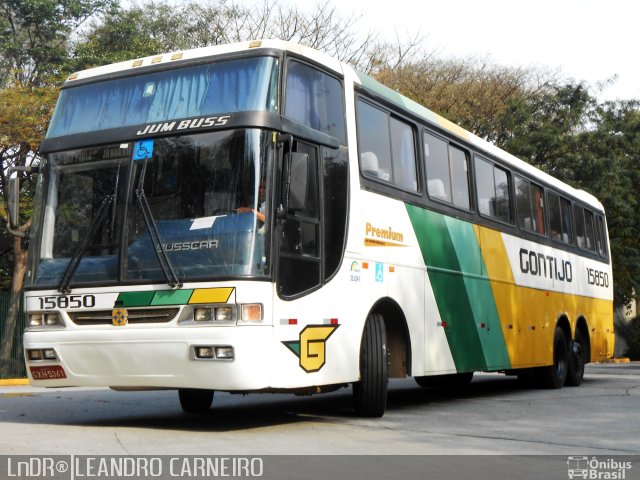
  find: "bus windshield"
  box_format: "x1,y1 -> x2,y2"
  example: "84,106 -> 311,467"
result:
46,56 -> 279,138
29,129 -> 273,288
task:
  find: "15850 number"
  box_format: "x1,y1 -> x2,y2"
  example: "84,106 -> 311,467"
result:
586,268 -> 609,288
38,295 -> 96,310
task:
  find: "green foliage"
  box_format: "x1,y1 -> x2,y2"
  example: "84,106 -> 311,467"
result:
617,316 -> 640,360
72,2 -> 218,67
496,83 -> 640,306
0,0 -> 117,85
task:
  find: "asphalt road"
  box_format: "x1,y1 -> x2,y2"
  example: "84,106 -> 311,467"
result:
0,363 -> 638,456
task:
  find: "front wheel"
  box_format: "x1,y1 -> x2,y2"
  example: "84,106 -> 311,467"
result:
353,313 -> 388,417
178,389 -> 214,413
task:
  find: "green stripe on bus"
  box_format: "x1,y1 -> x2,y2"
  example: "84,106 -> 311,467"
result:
406,205 -> 486,372
443,217 -> 510,370
116,291 -> 156,307
406,205 -> 511,372
151,289 -> 194,306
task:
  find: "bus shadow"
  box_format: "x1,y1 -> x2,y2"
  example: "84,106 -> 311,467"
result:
3,374 -> 601,432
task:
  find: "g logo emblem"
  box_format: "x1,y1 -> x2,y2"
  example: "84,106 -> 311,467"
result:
283,325 -> 338,373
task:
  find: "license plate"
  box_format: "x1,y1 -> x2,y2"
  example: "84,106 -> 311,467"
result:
30,365 -> 67,380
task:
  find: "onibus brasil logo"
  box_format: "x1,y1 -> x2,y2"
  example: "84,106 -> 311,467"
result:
567,456 -> 632,479
282,325 -> 339,373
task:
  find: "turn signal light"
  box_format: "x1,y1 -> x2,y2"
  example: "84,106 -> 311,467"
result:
241,304 -> 262,322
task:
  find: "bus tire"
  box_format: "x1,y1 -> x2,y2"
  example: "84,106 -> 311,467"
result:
538,326 -> 569,389
178,388 -> 214,413
353,313 -> 388,417
565,329 -> 587,386
415,372 -> 474,388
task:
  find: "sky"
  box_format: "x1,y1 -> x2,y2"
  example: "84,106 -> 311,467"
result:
302,0 -> 639,101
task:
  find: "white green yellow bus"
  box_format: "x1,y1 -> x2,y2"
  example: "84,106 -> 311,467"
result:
13,40 -> 614,417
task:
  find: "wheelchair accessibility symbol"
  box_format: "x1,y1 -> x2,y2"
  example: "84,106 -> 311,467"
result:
375,263 -> 384,283
133,139 -> 154,160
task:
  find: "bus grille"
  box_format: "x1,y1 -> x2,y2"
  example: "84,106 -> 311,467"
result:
68,308 -> 180,326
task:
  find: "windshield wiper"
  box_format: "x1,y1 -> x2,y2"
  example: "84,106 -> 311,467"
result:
58,194 -> 114,294
135,160 -> 182,288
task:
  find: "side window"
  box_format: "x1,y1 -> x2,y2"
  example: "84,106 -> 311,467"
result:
575,205 -> 596,252
424,131 -> 470,209
493,167 -> 511,221
424,132 -> 451,202
356,99 -> 418,192
560,197 -> 573,244
595,215 -> 608,257
515,175 -> 545,235
575,206 -> 586,249
285,61 -> 346,144
475,156 -> 511,222
449,146 -> 470,210
357,101 -> 392,181
584,209 -> 596,251
548,192 -> 573,244
389,117 -> 418,191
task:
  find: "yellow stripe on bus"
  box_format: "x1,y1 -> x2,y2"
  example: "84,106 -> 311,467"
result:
474,225 -> 613,367
189,288 -> 234,304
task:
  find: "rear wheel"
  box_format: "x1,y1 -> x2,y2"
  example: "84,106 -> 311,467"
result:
566,329 -> 587,386
178,389 -> 214,413
538,326 -> 569,389
415,372 -> 474,388
353,313 -> 388,417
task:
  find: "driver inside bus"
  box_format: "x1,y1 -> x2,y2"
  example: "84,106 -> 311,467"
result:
236,180 -> 266,224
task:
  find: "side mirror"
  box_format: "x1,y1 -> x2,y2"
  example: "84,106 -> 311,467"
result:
6,165 -> 37,238
8,175 -> 20,229
283,152 -> 309,212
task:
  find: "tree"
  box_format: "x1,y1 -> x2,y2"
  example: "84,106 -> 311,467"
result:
499,82 -> 640,306
72,0 -> 415,74
375,54 -> 555,143
0,82 -> 58,373
0,0 -> 115,374
0,0 -> 117,85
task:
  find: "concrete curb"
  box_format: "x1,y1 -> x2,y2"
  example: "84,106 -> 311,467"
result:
598,358 -> 631,364
0,379 -> 29,386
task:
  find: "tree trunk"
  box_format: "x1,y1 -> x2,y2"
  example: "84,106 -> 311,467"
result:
0,222 -> 29,376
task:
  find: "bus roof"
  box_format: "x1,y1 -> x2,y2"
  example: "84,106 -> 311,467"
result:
65,39 -> 603,212
64,39 -> 343,84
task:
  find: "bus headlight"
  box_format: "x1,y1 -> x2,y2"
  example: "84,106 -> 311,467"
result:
43,348 -> 58,360
191,306 -> 235,323
45,313 -> 62,326
29,314 -> 44,327
28,313 -> 63,328
193,308 -> 212,322
27,349 -> 43,361
215,346 -> 234,359
214,307 -> 233,322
